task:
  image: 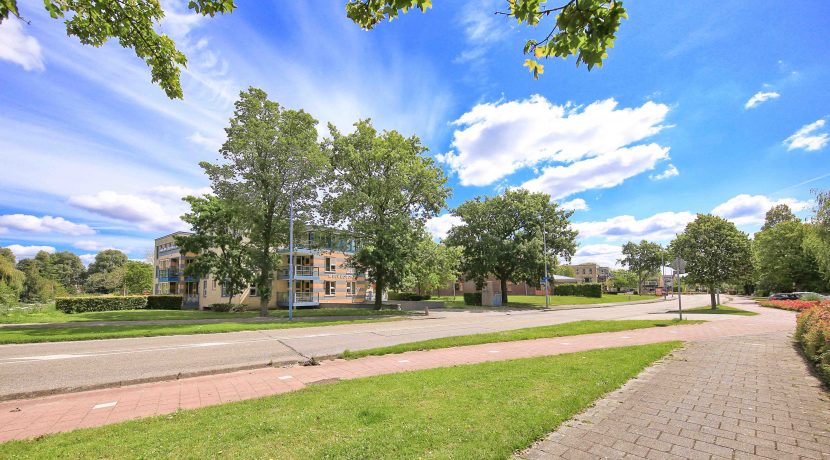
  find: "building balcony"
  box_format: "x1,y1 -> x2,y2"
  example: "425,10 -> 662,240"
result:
276,265 -> 320,280
158,246 -> 182,257
276,291 -> 320,307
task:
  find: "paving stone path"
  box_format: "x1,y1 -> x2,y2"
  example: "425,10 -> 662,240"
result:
517,331 -> 830,459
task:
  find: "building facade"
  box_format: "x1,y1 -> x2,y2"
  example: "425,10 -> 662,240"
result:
153,230 -> 373,310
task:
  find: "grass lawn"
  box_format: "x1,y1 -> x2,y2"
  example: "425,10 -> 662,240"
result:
0,317 -> 407,345
666,304 -> 758,316
430,293 -> 657,308
0,342 -> 681,459
0,302 -> 410,325
342,319 -> 701,359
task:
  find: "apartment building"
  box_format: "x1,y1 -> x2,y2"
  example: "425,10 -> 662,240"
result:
566,263 -> 611,284
153,230 -> 373,310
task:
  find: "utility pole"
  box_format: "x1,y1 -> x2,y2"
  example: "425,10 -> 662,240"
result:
288,191 -> 294,321
661,251 -> 666,300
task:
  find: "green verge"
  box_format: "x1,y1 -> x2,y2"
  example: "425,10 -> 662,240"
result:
665,304 -> 758,316
0,318 -> 406,345
0,342 -> 681,459
429,294 -> 657,308
0,303 -> 410,325
341,319 -> 701,359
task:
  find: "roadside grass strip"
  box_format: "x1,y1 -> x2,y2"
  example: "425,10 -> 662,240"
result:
0,305 -> 411,325
0,318 -> 406,345
0,342 -> 681,459
665,304 -> 758,316
341,319 -> 701,359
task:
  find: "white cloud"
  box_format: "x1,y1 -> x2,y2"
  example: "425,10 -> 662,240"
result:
520,144 -> 670,199
649,164 -> 679,181
426,213 -> 463,240
187,131 -> 224,151
78,254 -> 97,266
744,91 -> 780,109
0,214 -> 94,235
0,17 -> 44,71
454,0 -> 510,64
560,198 -> 589,211
711,194 -> 810,226
73,240 -> 107,251
439,96 -> 670,189
574,211 -> 696,242
784,119 -> 828,152
571,244 -> 624,269
68,190 -> 189,232
5,244 -> 55,261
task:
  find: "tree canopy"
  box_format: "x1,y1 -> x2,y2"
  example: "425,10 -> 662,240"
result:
670,214 -> 752,308
753,220 -> 825,294
201,87 -> 326,316
804,189 -> 830,285
445,189 -> 577,303
619,240 -> 664,295
323,119 -> 449,308
760,204 -> 798,231
402,234 -> 461,295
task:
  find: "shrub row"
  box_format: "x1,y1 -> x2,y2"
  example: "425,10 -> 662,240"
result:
463,292 -> 482,306
795,302 -> 830,384
56,295 -> 183,313
552,283 -> 602,298
209,303 -> 246,312
758,299 -> 819,312
388,292 -> 432,301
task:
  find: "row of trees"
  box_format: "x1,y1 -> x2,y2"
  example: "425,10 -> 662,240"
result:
615,191 -> 830,308
0,248 -> 154,305
178,88 -> 450,314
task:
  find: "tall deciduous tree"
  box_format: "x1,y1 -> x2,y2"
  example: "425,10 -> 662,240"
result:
403,234 -> 462,295
324,119 -> 450,309
46,251 -> 85,294
176,194 -> 252,305
85,249 -> 129,294
123,261 -> 154,294
610,268 -> 638,292
0,248 -> 24,304
670,214 -> 752,308
445,189 -> 577,304
761,204 -> 798,231
804,189 -> 830,284
753,220 -> 825,294
619,240 -> 664,295
347,0 -> 627,78
202,87 -> 326,316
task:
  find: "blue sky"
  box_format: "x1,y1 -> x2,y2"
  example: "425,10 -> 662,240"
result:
0,0 -> 828,267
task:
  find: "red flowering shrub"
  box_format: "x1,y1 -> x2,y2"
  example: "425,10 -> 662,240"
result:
795,303 -> 830,384
758,299 -> 824,311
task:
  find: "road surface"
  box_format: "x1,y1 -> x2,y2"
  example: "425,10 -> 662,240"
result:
0,295 -> 716,399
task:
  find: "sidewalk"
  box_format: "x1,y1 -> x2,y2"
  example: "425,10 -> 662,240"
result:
517,331 -> 830,459
0,300 -> 793,443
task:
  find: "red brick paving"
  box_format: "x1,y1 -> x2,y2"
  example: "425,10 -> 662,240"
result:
0,300 -> 794,443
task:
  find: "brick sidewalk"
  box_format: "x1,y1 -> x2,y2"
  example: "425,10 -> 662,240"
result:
517,331 -> 830,459
0,301 -> 795,443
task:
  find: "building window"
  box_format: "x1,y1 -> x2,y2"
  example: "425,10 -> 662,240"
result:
346,281 -> 356,295
249,284 -> 258,297
325,257 -> 336,272
203,280 -> 207,297
325,281 -> 336,296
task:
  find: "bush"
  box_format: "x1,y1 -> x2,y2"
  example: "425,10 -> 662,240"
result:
210,303 -> 231,312
758,299 -> 819,312
56,296 -> 147,313
801,293 -> 824,301
146,295 -> 182,310
795,302 -> 830,384
389,292 -> 432,301
463,292 -> 482,306
552,283 -> 602,298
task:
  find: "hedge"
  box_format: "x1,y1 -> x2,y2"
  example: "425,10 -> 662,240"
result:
552,283 -> 602,298
389,292 -> 432,301
56,296 -> 147,313
795,302 -> 830,384
463,292 -> 482,306
146,295 -> 183,310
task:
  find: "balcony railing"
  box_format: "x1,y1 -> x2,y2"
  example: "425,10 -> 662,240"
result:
276,265 -> 320,278
158,269 -> 180,278
277,291 -> 320,305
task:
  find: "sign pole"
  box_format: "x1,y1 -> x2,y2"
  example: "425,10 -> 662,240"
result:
542,218 -> 549,309
288,191 -> 294,321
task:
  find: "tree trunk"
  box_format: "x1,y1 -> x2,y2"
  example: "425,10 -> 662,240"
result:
374,276 -> 384,310
259,271 -> 269,317
500,278 -> 508,304
709,285 -> 717,309
259,294 -> 268,317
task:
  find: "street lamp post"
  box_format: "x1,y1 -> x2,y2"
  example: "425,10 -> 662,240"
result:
542,218 -> 549,309
288,191 -> 294,321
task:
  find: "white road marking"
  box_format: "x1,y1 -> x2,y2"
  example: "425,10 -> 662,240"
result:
398,360 -> 410,363
621,336 -> 631,339
278,375 -> 293,380
488,350 -> 500,353
8,354 -> 77,361
560,342 -> 571,345
92,401 -> 117,410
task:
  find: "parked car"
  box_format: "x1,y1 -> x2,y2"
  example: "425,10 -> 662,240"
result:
769,293 -> 798,300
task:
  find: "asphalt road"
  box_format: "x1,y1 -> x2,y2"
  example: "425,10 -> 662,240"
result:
0,295 -> 717,399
